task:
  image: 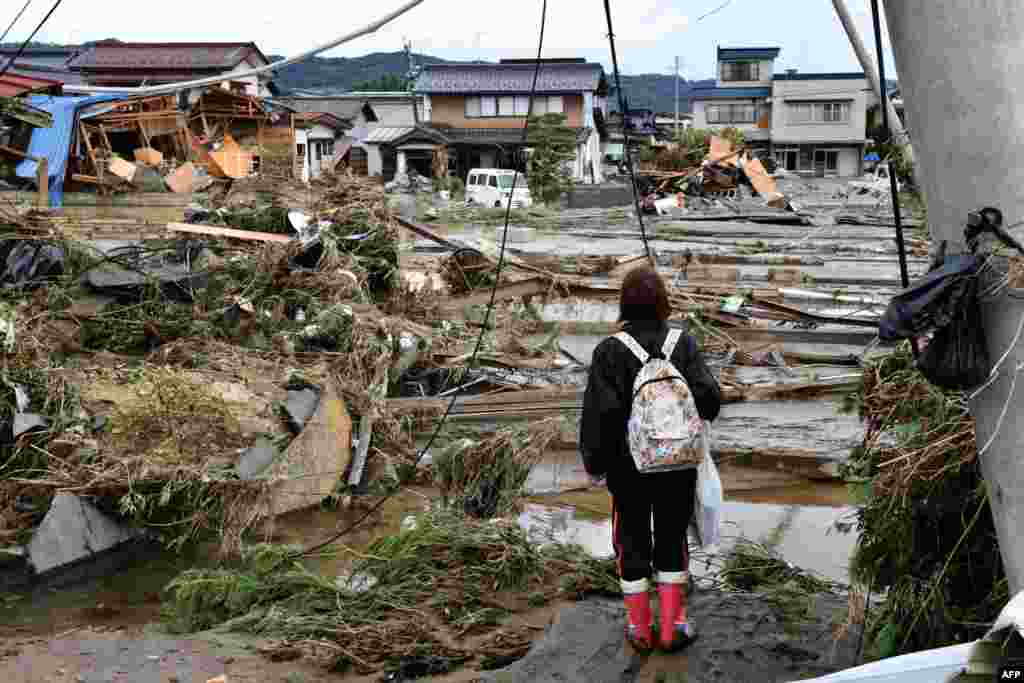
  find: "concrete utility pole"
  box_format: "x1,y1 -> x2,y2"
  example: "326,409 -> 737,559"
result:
832,0 -> 915,165
882,1 -> 1024,595
674,56 -> 680,140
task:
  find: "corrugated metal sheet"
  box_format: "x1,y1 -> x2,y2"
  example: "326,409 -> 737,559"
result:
15,94 -> 127,206
364,126 -> 414,144
0,72 -> 62,96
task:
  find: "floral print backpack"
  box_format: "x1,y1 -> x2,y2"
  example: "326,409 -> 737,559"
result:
614,329 -> 704,472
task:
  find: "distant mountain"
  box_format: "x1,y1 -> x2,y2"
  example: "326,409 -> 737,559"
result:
267,51 -> 450,94
268,51 -> 713,113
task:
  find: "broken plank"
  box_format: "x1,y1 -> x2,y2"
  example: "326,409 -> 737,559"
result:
166,222 -> 292,244
0,144 -> 37,161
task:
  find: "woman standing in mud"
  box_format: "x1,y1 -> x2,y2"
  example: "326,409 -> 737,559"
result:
580,265 -> 721,653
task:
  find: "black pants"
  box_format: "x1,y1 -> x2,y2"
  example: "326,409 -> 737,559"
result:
610,468 -> 698,582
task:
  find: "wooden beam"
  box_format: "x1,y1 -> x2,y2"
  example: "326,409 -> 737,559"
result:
36,157 -> 48,210
0,144 -> 37,161
166,222 -> 292,243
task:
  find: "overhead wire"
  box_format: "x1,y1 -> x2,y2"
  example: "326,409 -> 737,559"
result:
603,0 -> 653,265
295,0 -> 550,558
0,0 -> 33,46
0,0 -> 64,80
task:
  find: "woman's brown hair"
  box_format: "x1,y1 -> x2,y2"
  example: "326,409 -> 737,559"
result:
618,266 -> 671,322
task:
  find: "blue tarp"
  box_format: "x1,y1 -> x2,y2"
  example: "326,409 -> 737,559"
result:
864,152 -> 881,162
16,94 -> 128,207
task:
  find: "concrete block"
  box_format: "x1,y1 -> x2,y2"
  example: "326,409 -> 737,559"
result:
28,492 -> 142,575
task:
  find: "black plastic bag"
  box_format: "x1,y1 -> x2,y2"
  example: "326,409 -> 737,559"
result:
917,275 -> 991,390
879,253 -> 979,341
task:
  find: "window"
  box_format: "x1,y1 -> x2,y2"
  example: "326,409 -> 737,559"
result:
480,96 -> 497,117
721,61 -> 759,82
465,97 -> 481,117
315,142 -> 322,161
296,143 -> 305,157
815,149 -> 840,173
496,174 -> 515,189
323,140 -> 334,157
513,95 -> 530,116
787,101 -> 851,124
706,102 -> 756,124
468,173 -> 478,186
547,96 -> 563,114
488,175 -> 498,188
498,96 -> 516,116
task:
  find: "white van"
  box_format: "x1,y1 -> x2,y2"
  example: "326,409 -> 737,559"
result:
465,169 -> 533,208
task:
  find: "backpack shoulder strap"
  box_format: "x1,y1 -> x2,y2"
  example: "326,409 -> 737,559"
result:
662,328 -> 683,360
613,331 -> 649,364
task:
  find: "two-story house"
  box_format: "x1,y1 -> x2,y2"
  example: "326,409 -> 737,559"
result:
691,47 -> 778,157
412,58 -> 609,183
770,70 -> 872,176
691,46 -> 878,177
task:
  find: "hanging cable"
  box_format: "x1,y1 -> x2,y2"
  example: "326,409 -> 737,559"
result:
603,0 -> 653,266
0,0 -> 64,80
0,0 -> 33,46
296,0 -> 550,558
869,0 -> 917,358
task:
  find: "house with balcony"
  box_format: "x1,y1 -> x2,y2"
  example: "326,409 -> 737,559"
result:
412,58 -> 609,183
690,47 -> 778,156
691,46 -> 879,177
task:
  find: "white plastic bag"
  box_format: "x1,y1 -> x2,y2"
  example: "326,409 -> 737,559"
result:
689,423 -> 722,550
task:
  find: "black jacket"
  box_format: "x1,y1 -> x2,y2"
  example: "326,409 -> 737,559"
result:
579,320 -> 722,480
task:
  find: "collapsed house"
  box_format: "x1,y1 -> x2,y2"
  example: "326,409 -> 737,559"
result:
0,87 -> 300,205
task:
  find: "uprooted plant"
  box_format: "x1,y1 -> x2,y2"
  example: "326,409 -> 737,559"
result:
162,509 -> 619,675
838,342 -> 1006,659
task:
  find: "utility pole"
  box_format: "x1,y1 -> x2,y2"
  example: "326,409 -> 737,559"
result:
831,0 -> 915,167
882,1 -> 1024,595
674,56 -> 680,140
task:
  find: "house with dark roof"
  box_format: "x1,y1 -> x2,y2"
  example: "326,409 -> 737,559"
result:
691,46 -> 880,177
0,47 -> 85,87
411,58 -> 609,183
66,41 -> 277,97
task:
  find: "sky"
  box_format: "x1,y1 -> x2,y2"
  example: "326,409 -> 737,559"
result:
12,0 -> 898,81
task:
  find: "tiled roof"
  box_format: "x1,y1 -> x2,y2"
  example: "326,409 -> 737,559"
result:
718,47 -> 781,61
274,97 -> 370,121
0,59 -> 84,86
67,43 -> 269,71
691,87 -> 771,99
415,63 -> 604,94
295,112 -> 351,131
773,72 -> 867,81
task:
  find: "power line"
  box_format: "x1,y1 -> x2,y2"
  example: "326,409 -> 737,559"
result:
0,0 -> 65,80
696,0 -> 734,22
0,0 -> 33,46
603,0 -> 653,264
296,0 -> 550,558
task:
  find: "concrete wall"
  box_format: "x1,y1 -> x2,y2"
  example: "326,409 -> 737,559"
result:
716,59 -> 775,88
428,94 -> 585,128
770,78 -> 871,144
367,145 -> 384,176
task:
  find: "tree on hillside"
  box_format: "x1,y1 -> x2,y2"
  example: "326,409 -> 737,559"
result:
351,73 -> 408,92
525,113 -> 577,205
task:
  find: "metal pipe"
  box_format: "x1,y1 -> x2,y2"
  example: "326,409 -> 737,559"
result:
831,0 -> 914,164
882,0 -> 1024,595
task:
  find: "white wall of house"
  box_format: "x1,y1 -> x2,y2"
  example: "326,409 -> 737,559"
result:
367,145 -> 384,176
294,128 -> 310,183
224,57 -> 271,97
716,59 -> 774,88
770,78 -> 871,145
306,122 -> 340,179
